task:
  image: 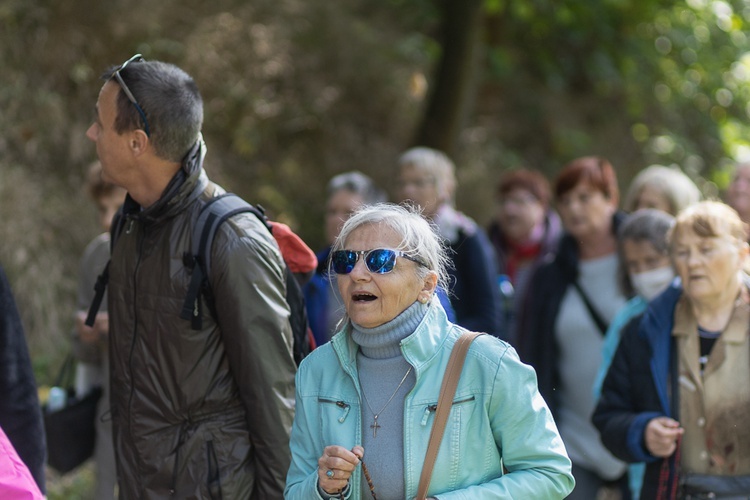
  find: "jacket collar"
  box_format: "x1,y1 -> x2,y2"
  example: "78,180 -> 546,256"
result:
122,139 -> 209,224
672,285 -> 750,345
330,296 -> 453,377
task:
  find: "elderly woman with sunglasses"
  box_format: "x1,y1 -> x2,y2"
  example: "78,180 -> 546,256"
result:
285,203 -> 574,499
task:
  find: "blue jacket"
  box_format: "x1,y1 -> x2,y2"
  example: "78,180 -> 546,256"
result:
592,283 -> 682,498
285,299 -> 574,499
304,247 -> 335,347
445,224 -> 503,337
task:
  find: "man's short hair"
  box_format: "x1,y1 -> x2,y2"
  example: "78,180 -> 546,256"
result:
103,59 -> 203,163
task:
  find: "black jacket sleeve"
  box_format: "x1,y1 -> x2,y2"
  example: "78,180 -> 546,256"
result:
0,265 -> 46,493
592,313 -> 663,464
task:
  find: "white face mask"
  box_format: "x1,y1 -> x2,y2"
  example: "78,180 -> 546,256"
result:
630,266 -> 675,301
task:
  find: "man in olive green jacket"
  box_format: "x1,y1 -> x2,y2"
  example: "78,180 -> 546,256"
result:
86,55 -> 296,499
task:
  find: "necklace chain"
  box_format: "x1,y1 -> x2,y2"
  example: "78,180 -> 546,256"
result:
360,365 -> 413,438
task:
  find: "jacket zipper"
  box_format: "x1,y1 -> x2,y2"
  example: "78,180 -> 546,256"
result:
127,218 -> 147,478
420,396 -> 475,426
318,398 -> 351,423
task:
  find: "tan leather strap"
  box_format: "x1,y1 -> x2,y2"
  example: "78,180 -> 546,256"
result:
416,332 -> 484,500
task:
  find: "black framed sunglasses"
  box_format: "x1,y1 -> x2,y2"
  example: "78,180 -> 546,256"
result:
111,54 -> 151,137
331,248 -> 427,275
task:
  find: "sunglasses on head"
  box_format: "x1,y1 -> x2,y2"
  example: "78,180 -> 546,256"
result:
111,54 -> 151,137
331,248 -> 427,275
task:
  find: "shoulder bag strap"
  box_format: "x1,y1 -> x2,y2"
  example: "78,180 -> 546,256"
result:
416,331 -> 484,500
572,280 -> 609,336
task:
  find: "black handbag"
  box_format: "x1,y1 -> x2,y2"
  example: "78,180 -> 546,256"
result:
42,354 -> 103,474
680,473 -> 750,499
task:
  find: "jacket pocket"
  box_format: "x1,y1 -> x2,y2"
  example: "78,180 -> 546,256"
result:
418,395 -> 482,490
420,396 -> 476,426
318,397 -> 357,442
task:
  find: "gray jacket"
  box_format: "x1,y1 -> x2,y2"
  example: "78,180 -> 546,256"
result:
107,146 -> 296,499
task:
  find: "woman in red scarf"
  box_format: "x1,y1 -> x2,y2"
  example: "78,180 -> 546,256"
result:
487,169 -> 562,346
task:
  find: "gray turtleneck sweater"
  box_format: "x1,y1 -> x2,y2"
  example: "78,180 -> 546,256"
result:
349,300 -> 428,500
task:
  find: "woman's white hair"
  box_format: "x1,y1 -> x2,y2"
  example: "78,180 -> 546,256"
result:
398,147 -> 457,206
332,202 -> 450,289
624,165 -> 702,215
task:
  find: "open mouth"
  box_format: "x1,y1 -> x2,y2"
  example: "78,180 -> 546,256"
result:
353,293 -> 377,302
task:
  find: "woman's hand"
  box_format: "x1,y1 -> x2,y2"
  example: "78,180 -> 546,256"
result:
645,416 -> 684,457
318,445 -> 363,494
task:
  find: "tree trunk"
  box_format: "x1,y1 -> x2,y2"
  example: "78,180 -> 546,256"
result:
414,0 -> 485,158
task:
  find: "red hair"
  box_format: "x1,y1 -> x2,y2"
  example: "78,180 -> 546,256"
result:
554,156 -> 619,205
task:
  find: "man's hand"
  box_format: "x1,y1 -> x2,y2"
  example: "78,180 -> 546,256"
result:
645,416 -> 684,457
75,310 -> 109,343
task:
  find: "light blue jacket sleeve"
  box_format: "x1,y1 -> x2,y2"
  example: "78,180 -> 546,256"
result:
285,358 -> 344,499
593,297 -> 646,401
431,346 -> 574,499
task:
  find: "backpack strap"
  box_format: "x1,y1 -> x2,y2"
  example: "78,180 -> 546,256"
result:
85,208 -> 126,328
180,194 -> 267,330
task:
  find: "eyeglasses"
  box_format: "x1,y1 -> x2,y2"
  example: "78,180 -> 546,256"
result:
331,248 -> 427,275
111,54 -> 150,137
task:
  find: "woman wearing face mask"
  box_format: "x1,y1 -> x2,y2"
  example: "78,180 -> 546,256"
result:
593,201 -> 750,498
592,209 -> 676,500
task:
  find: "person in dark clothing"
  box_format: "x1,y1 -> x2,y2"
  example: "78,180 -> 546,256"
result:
85,54 -> 295,499
518,156 -> 628,499
0,264 -> 46,494
397,147 -> 502,337
487,168 -> 562,345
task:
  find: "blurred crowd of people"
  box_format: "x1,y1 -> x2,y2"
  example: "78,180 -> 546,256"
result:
3,54 -> 750,499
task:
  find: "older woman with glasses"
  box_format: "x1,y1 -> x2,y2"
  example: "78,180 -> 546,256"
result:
396,147 -> 502,337
594,201 -> 750,498
285,203 -> 574,499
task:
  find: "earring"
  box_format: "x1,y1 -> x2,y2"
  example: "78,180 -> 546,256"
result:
419,296 -> 428,304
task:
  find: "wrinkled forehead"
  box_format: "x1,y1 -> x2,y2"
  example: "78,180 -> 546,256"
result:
669,225 -> 735,248
342,222 -> 404,249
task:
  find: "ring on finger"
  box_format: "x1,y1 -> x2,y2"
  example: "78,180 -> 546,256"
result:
326,469 -> 334,479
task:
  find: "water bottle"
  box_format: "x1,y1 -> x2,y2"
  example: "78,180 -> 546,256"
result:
47,386 -> 67,412
498,275 -> 514,300
497,275 -> 515,339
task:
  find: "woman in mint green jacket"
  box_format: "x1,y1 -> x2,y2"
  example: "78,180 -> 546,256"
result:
284,203 -> 574,499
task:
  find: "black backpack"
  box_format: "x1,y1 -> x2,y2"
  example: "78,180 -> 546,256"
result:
86,193 -> 312,366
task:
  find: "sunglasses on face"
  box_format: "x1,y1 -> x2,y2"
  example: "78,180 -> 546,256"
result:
111,54 -> 151,137
331,248 -> 427,275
